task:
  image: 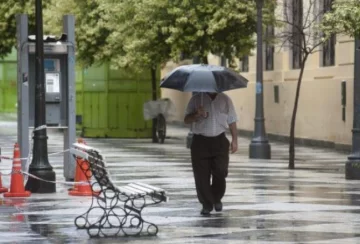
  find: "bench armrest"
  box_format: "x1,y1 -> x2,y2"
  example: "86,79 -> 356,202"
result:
70,148 -> 89,160
130,183 -> 169,202
73,143 -> 100,153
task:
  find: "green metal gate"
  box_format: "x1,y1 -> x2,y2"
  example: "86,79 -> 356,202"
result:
0,51 -> 17,113
78,63 -> 160,138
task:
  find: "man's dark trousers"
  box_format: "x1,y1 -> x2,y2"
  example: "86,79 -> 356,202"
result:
191,133 -> 229,210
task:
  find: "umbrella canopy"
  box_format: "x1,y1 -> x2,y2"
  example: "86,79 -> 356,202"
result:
160,64 -> 248,93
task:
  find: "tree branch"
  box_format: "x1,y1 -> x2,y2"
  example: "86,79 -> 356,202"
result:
276,0 -> 327,54
302,0 -> 315,30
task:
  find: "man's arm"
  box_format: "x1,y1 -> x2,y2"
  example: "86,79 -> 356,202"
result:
226,95 -> 238,153
229,122 -> 238,153
184,105 -> 207,124
184,95 -> 205,124
184,111 -> 201,124
184,96 -> 195,124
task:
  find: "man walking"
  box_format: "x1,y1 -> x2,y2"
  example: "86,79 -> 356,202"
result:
184,92 -> 238,215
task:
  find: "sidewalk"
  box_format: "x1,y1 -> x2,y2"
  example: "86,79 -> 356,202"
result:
168,124 -> 348,168
0,119 -> 359,243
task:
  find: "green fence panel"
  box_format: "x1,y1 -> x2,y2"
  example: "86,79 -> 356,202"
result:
80,63 -> 160,138
4,62 -> 17,113
0,63 -> 4,111
0,61 -> 17,113
0,49 -> 18,113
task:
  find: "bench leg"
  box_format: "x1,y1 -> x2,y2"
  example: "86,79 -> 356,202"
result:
120,197 -> 159,236
74,196 -> 98,230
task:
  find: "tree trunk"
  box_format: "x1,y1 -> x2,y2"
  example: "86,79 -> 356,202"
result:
289,54 -> 308,169
151,66 -> 158,143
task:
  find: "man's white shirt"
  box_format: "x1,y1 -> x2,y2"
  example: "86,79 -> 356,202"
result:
185,93 -> 238,137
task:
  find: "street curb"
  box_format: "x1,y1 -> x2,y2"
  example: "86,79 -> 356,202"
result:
167,121 -> 351,154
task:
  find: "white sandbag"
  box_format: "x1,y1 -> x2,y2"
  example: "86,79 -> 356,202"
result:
143,98 -> 176,120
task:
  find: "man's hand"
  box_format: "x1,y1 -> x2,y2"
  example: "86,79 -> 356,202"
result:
184,106 -> 208,124
230,140 -> 238,154
196,106 -> 208,118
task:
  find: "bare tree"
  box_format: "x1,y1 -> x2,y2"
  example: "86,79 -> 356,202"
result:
276,0 -> 331,169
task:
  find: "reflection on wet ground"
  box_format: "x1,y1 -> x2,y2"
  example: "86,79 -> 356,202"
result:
0,122 -> 360,243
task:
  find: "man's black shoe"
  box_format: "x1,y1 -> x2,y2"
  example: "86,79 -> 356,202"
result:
214,202 -> 223,212
200,208 -> 212,216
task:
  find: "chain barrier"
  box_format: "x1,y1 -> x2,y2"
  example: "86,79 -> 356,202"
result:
22,171 -> 90,186
0,123 -> 113,188
0,149 -> 71,162
0,125 -> 86,187
0,170 -> 90,186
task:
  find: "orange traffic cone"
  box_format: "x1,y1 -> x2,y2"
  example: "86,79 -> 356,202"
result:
4,143 -> 31,198
69,138 -> 85,192
69,139 -> 94,196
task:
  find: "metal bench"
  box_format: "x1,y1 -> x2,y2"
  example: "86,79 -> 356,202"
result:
70,143 -> 168,238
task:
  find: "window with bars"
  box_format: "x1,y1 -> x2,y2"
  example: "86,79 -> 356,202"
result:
220,55 -> 227,67
265,25 -> 275,71
292,0 -> 303,69
322,0 -> 335,66
240,56 -> 249,72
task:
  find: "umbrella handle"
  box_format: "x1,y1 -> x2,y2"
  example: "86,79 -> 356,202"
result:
200,93 -> 208,118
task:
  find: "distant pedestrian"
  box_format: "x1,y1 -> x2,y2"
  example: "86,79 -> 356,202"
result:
184,92 -> 238,215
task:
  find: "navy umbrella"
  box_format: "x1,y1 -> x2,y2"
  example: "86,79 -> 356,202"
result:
160,64 -> 248,93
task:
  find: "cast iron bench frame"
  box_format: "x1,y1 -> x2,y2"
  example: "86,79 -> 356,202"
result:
70,143 -> 168,238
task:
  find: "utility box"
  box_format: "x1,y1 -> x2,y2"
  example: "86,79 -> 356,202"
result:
17,14 -> 76,181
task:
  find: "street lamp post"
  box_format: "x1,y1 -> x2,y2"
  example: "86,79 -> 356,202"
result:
25,0 -> 56,193
249,0 -> 271,159
345,38 -> 360,179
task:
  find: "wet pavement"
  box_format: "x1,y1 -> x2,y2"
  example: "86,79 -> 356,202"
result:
0,116 -> 360,243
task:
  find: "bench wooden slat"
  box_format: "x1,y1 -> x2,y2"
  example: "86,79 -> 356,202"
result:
122,186 -> 146,196
134,182 -> 166,194
116,186 -> 138,196
128,183 -> 155,194
120,186 -> 140,195
125,185 -> 149,195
